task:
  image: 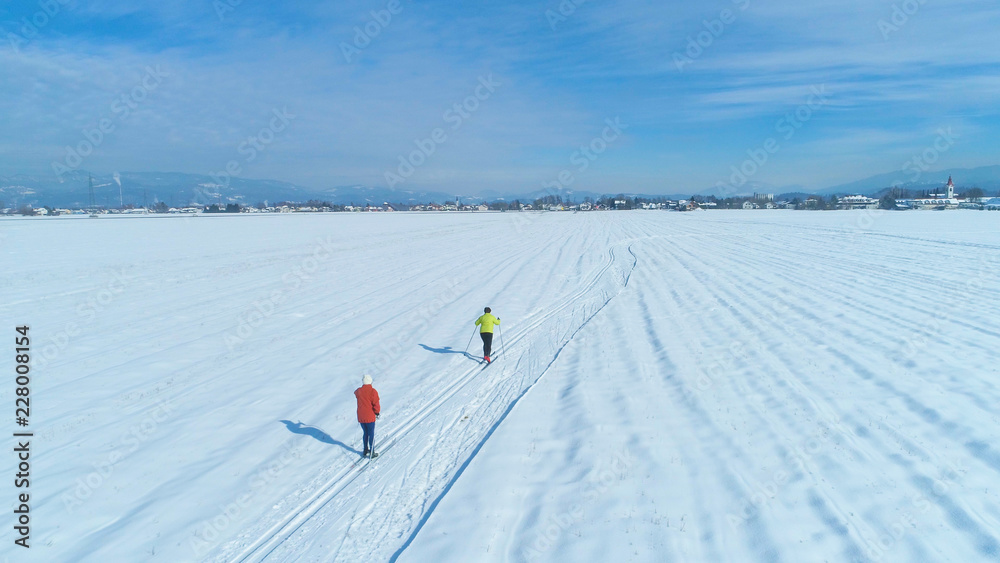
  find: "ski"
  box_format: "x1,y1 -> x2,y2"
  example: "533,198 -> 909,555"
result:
352,452 -> 379,470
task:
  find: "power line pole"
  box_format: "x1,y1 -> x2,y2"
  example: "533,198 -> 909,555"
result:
88,175 -> 96,211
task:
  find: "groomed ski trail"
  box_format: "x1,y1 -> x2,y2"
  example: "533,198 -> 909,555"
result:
218,242 -> 638,563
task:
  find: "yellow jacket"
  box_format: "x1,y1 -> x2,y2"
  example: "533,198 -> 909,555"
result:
475,313 -> 500,333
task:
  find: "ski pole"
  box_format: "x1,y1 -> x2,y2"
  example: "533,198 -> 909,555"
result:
463,326 -> 477,356
498,324 -> 505,360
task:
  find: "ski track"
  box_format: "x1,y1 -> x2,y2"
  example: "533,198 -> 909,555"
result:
5,211 -> 1000,563
396,212 -> 1000,562
223,234 -> 638,563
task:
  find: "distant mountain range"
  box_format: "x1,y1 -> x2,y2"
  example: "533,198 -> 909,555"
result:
0,171 -> 464,209
2,165 -> 998,209
815,165 -> 1000,196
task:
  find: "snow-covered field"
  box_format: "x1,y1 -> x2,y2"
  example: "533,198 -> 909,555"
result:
3,210 -> 1000,562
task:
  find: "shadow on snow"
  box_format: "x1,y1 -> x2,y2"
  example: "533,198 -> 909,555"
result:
280,420 -> 359,455
418,343 -> 479,361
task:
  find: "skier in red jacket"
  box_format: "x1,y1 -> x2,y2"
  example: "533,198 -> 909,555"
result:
355,374 -> 381,458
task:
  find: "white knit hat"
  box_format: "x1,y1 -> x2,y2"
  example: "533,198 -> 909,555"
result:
362,374 -> 373,385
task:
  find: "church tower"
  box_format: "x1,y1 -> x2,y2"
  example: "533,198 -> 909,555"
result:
946,176 -> 955,199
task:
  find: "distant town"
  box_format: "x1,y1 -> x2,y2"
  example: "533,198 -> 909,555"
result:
4,177 -> 999,216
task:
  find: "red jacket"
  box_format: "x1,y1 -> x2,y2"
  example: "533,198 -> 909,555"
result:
355,384 -> 380,423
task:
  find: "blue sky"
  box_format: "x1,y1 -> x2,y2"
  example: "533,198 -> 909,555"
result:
2,0 -> 998,194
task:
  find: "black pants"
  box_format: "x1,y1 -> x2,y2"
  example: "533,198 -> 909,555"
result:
480,332 -> 493,357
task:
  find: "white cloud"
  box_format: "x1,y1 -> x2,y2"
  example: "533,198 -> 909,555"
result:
2,0 -> 998,193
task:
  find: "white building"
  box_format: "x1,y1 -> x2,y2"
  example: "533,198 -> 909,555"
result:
839,195 -> 879,210
904,177 -> 961,210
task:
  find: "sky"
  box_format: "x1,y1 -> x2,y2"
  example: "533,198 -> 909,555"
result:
1,0 -> 999,195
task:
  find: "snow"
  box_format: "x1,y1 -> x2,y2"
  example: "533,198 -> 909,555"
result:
2,210 -> 1000,562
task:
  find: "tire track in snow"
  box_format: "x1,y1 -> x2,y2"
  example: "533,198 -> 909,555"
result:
648,231 -> 973,558
669,221 -> 1000,418
640,215 -> 992,553
697,232 -> 1000,480
631,221 -> 984,559
653,258 -> 871,561
628,239 -> 789,561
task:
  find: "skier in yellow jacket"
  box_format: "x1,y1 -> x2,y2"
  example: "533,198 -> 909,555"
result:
475,307 -> 500,363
